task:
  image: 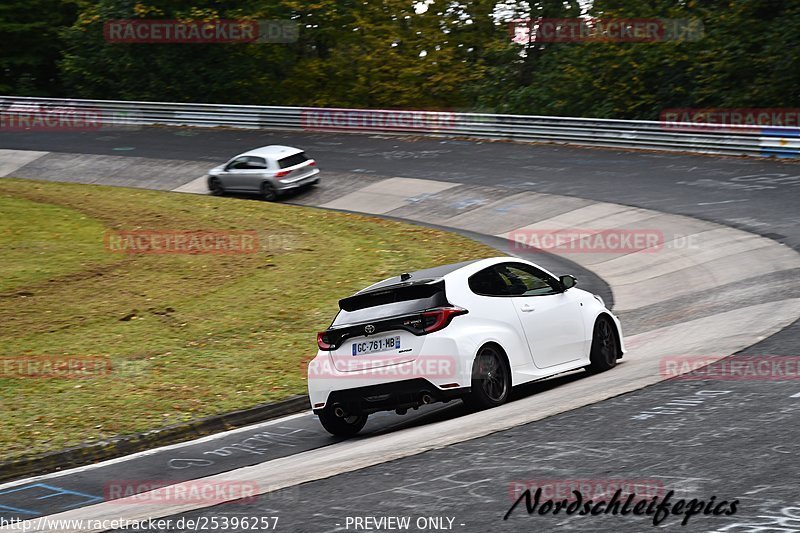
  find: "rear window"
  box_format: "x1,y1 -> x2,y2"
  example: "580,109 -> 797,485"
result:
277,152 -> 309,168
333,282 -> 447,326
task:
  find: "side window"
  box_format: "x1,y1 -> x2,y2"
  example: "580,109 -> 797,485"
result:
468,267 -> 511,296
497,263 -> 560,296
226,156 -> 249,170
246,156 -> 267,169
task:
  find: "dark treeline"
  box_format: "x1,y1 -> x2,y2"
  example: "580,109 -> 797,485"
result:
1,0 -> 798,119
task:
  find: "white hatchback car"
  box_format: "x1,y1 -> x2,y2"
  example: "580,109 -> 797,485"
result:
308,257 -> 624,436
207,145 -> 319,201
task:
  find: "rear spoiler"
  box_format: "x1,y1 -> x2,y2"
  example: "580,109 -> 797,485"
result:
339,279 -> 444,312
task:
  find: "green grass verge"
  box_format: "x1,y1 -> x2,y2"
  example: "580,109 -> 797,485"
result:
0,178 -> 497,461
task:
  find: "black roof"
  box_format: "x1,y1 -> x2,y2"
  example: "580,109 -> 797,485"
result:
356,259 -> 481,294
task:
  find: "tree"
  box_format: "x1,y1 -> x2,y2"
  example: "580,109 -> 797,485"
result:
0,0 -> 77,95
59,0 -> 297,103
472,0 -> 800,118
276,0 -> 486,109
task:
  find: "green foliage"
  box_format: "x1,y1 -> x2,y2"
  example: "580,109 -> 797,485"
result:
58,0 -> 296,103
0,0 -> 77,95
480,0 -> 800,118
266,0 -> 489,108
58,0 -> 490,107
3,0 -> 798,117
689,0 -> 800,108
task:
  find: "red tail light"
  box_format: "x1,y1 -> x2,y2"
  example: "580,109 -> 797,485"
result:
275,170 -> 291,178
308,160 -> 316,166
317,331 -> 332,350
421,307 -> 468,333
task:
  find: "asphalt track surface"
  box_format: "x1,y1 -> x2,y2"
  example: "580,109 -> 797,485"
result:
1,128 -> 799,249
1,128 -> 799,532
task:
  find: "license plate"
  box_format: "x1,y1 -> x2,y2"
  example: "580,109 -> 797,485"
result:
352,336 -> 401,356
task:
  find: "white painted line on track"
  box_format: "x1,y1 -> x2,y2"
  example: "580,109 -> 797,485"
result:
0,412 -> 309,492
791,392 -> 800,398
697,199 -> 749,206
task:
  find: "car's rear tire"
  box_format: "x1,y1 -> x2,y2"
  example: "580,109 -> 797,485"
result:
317,407 -> 368,437
587,316 -> 619,373
208,177 -> 224,196
261,182 -> 278,202
464,344 -> 511,410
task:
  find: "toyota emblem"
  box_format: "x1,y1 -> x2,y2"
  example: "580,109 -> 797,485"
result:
364,324 -> 375,335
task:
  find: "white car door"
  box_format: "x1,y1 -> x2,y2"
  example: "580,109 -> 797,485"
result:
467,266 -> 535,369
220,156 -> 251,190
498,263 -> 586,368
240,156 -> 269,192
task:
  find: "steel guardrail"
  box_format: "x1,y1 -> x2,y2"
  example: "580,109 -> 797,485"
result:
1,95 -> 797,158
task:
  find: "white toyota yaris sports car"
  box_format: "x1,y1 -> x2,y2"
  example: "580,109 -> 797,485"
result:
307,257 -> 624,436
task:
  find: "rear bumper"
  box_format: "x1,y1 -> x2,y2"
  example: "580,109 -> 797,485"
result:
312,379 -> 468,416
276,168 -> 320,190
307,339 -> 473,411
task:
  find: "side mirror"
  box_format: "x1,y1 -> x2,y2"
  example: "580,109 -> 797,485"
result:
559,274 -> 577,290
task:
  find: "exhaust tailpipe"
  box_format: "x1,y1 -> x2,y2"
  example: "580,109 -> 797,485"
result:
333,406 -> 346,418
421,394 -> 433,405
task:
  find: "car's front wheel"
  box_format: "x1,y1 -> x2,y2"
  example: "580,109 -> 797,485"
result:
208,177 -> 224,196
587,316 -> 619,373
464,344 -> 511,410
317,407 -> 368,437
